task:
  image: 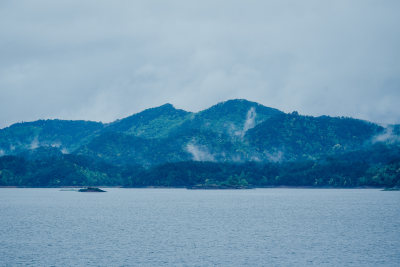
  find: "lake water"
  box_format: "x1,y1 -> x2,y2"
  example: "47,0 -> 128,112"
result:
0,188 -> 399,266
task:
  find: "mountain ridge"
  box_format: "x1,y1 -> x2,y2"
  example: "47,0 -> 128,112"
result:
1,99 -> 399,187
0,99 -> 394,162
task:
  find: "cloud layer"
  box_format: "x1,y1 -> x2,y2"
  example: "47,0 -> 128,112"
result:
1,0 -> 399,128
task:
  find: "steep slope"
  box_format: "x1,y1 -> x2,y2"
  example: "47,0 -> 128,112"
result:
104,103 -> 192,138
171,99 -> 283,138
74,99 -> 285,165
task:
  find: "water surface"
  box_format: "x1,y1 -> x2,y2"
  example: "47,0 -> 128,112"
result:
0,188 -> 399,266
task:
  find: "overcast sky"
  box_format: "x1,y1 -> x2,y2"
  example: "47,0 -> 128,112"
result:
1,0 -> 399,128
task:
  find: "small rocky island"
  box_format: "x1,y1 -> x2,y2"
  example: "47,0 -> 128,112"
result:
382,187 -> 400,191
78,187 -> 106,192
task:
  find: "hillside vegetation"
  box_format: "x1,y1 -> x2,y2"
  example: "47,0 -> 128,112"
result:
1,99 -> 399,187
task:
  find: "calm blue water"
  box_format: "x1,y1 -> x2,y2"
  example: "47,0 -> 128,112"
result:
0,188 -> 399,266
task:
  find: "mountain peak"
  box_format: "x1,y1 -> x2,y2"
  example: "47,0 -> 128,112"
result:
105,102 -> 191,135
198,99 -> 283,118
155,103 -> 175,110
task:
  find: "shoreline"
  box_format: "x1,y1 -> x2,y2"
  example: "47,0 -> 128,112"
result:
0,185 -> 386,189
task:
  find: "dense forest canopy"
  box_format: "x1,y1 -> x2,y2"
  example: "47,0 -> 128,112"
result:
1,99 -> 399,187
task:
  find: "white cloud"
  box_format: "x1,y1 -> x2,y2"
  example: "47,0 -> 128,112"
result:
1,0 -> 400,128
373,126 -> 400,144
186,143 -> 215,162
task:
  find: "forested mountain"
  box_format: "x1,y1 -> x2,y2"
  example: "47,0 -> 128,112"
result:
105,103 -> 192,138
0,99 -> 399,187
245,112 -> 384,160
0,120 -> 104,155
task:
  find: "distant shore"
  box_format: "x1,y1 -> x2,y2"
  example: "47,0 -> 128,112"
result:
0,185 -> 388,189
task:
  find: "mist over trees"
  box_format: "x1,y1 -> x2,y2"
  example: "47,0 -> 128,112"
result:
0,100 -> 399,188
